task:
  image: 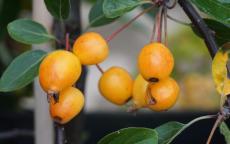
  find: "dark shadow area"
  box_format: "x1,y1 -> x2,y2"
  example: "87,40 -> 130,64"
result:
0,111 -> 228,144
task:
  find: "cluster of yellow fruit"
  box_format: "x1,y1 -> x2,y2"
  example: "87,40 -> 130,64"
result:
38,32 -> 109,124
38,31 -> 179,124
95,35 -> 180,112
39,50 -> 83,124
133,43 -> 180,111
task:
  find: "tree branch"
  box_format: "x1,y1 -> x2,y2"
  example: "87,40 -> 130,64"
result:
178,0 -> 218,58
178,1 -> 230,143
55,123 -> 65,144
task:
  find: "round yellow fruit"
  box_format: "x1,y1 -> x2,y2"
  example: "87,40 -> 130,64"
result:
138,42 -> 174,81
99,66 -> 133,105
132,74 -> 148,108
50,87 -> 84,124
147,77 -> 179,111
73,32 -> 109,65
39,50 -> 82,94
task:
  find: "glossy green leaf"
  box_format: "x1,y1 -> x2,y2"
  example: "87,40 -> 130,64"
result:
103,0 -> 151,18
191,19 -> 230,46
89,0 -> 118,27
7,19 -> 55,45
0,50 -> 47,92
98,127 -> 158,144
155,122 -> 184,144
191,0 -> 230,24
220,122 -> 230,144
155,116 -> 215,144
44,0 -> 70,19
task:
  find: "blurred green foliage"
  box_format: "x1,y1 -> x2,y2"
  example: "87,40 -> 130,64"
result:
168,26 -> 219,111
170,26 -> 211,79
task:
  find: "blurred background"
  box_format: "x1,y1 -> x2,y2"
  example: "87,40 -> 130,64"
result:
0,0 -> 224,144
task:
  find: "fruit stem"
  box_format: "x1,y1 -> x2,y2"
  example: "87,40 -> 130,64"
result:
106,6 -> 154,43
206,114 -> 224,144
65,33 -> 70,51
160,8 -> 164,43
96,64 -> 104,74
150,9 -> 158,43
167,14 -> 190,26
163,6 -> 168,46
156,7 -> 163,43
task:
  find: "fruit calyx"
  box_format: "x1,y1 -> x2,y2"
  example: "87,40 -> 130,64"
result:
53,116 -> 63,124
148,77 -> 159,83
47,90 -> 59,103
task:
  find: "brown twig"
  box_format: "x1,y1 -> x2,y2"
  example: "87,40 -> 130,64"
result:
206,114 -> 224,144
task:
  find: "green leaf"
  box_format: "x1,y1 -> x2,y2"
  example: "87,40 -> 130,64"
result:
0,50 -> 47,92
155,122 -> 184,144
89,0 -> 119,27
103,0 -> 151,18
220,122 -> 230,144
44,0 -> 70,20
191,19 -> 230,46
154,115 -> 213,144
7,19 -> 55,45
98,127 -> 158,144
191,0 -> 230,24
204,19 -> 230,46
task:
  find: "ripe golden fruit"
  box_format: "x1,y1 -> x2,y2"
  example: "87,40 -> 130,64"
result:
73,32 -> 109,65
39,50 -> 82,94
132,74 -> 148,108
138,42 -> 174,81
99,66 -> 133,105
50,87 -> 84,124
147,77 -> 179,111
